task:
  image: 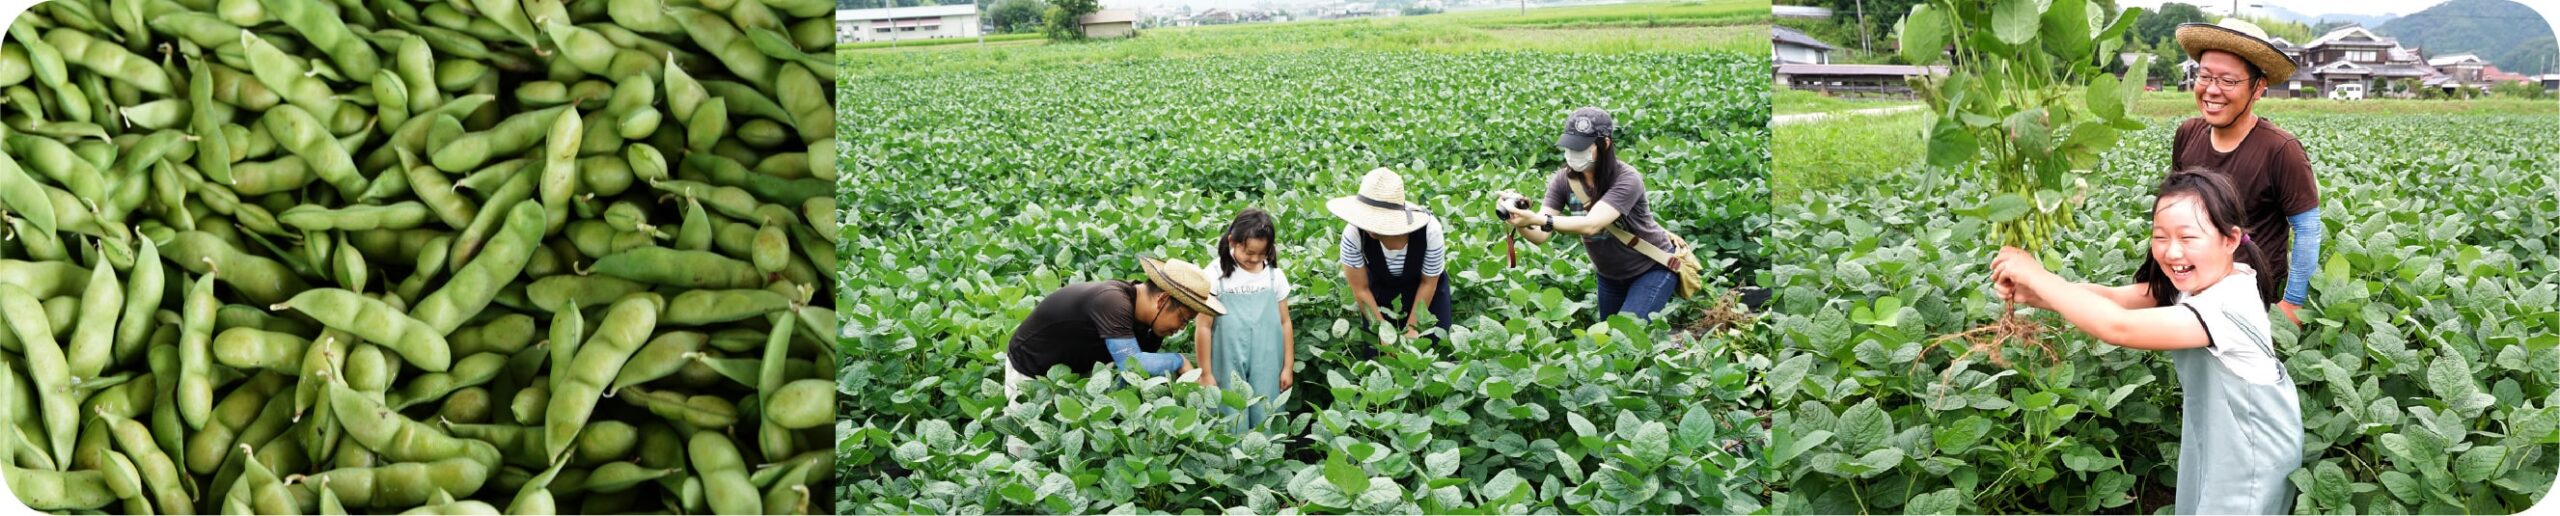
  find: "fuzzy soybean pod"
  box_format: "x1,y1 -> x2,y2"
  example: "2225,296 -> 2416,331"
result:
591,247 -> 764,290
238,31 -> 342,125
328,382 -> 503,468
278,202 -> 435,232
97,411 -> 188,514
662,289 -> 789,326
0,284 -> 79,466
413,202 -> 544,335
42,28 -> 173,94
64,253 -> 121,380
448,158 -> 538,270
766,378 -> 832,430
505,460 -> 568,515
211,328 -> 311,373
545,296 -> 658,461
384,352 -> 508,409
397,149 -> 476,230
113,237 -> 164,354
185,373 -> 286,475
0,458 -> 119,510
175,269 -> 217,429
538,102 -> 581,236
258,0 -> 378,78
0,150 -> 59,236
6,133 -> 106,201
161,231 -> 309,305
756,310 -> 798,459
684,98 -> 728,155
274,289 -> 452,372
689,431 -> 759,515
546,294 -> 583,397
753,219 -> 789,275
301,456 -> 493,509
430,106 -> 570,173
261,104 -> 369,199
606,332 -> 703,395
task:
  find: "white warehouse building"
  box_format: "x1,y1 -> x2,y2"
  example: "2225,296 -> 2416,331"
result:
838,5 -> 981,43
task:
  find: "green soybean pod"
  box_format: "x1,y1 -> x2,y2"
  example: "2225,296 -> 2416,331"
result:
689,431 -> 759,515
259,0 -> 379,78
273,289 -> 452,372
590,247 -> 763,290
293,329 -> 352,419
160,231 -> 309,305
413,202 -> 544,335
384,352 -> 508,410
662,289 -> 789,327
0,284 -> 79,466
752,219 -> 788,275
6,133 -> 107,201
546,296 -> 582,398
447,155 -> 537,270
756,309 -> 798,459
278,201 -> 434,231
674,196 -> 712,252
506,459 -> 569,515
260,104 -> 369,198
41,28 -> 172,94
447,314 -> 537,357
238,30 -> 342,126
538,100 -> 581,236
429,105 -> 569,173
0,460 -> 119,511
97,412 -> 188,514
607,332 -> 702,395
684,98 -> 726,155
175,269 -> 217,429
110,243 -> 164,364
765,378 -> 832,430
0,151 -> 59,236
393,35 -> 441,112
183,373 -> 286,475
65,251 -> 122,380
545,296 -> 658,461
211,328 -> 310,373
510,383 -> 549,425
399,149 -> 477,231
328,381 -> 502,467
302,456 -> 493,509
333,235 -> 369,291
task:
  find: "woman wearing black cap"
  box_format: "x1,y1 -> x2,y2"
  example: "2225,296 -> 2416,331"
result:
1499,106 -> 1689,321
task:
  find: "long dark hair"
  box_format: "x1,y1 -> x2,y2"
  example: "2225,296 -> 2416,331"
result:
2134,168 -> 2276,307
1217,208 -> 1278,280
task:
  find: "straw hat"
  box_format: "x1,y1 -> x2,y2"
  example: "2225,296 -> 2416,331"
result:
1138,254 -> 1225,316
1326,168 -> 1432,236
2176,18 -> 2296,83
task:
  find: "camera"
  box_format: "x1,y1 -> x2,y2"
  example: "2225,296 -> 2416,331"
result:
1494,196 -> 1534,218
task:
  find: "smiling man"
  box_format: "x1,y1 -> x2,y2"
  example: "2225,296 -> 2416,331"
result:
2171,18 -> 2325,325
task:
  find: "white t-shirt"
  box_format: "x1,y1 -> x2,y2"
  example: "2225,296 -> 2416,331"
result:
2174,264 -> 2282,385
1205,253 -> 1293,301
1336,220 -> 1448,278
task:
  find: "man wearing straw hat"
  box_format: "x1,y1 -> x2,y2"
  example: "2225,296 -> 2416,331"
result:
1002,255 -> 1227,405
1331,167 -> 1453,356
2173,18 -> 2324,326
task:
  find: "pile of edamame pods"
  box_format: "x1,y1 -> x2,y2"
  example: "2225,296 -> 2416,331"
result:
0,0 -> 840,511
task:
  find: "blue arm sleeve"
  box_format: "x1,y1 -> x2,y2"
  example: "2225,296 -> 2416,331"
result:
2284,207 -> 2323,306
1104,337 -> 1185,376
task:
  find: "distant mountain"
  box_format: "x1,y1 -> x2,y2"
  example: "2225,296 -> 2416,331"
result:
2376,0 -> 2560,75
2260,5 -> 2399,30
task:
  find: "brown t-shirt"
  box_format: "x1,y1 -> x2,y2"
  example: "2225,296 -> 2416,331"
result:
2171,117 -> 2319,275
1005,281 -> 1161,377
1545,161 -> 1679,280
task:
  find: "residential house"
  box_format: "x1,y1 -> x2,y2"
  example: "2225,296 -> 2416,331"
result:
1772,26 -> 1835,65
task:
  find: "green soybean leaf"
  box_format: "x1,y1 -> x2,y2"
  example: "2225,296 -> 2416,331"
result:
1983,193 -> 2032,223
1992,0 -> 2043,46
2454,445 -> 2507,483
1899,4 -> 1948,65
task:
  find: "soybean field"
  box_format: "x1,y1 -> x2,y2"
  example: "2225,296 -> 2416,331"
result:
837,21 -> 1779,515
1761,113 -> 2560,514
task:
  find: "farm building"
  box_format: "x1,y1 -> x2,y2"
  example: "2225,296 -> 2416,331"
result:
1080,9 -> 1139,39
1774,64 -> 1943,97
1772,26 -> 1834,65
837,5 -> 981,43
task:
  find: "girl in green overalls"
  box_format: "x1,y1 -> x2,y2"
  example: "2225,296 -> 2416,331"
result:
1988,169 -> 2304,515
1192,208 -> 1297,431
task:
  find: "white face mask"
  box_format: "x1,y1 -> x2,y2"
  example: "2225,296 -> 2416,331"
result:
1564,146 -> 1595,172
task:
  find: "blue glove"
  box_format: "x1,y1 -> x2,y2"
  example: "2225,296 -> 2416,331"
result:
1105,337 -> 1185,376
2284,207 -> 2324,306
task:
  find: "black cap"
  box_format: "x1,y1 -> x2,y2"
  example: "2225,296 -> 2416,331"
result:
1556,107 -> 1613,151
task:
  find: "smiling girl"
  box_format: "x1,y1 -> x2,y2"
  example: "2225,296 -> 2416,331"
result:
1989,169 -> 2303,515
1194,208 -> 1297,431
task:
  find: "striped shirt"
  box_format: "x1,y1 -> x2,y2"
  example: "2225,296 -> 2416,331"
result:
1337,220 -> 1446,277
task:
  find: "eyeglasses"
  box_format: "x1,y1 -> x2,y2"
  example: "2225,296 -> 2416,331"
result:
2197,74 -> 2255,91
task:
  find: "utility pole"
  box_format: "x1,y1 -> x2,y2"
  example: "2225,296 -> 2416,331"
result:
1856,0 -> 1870,54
